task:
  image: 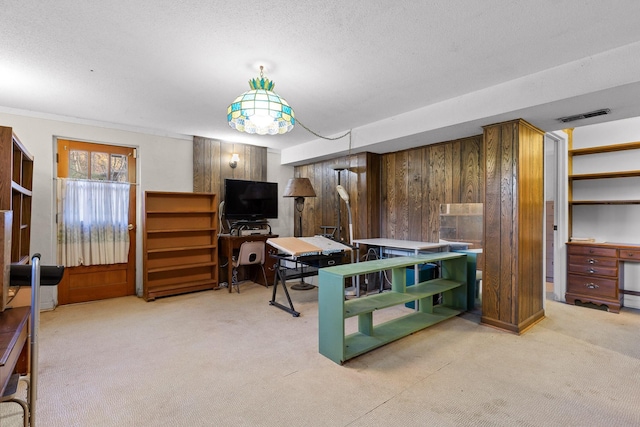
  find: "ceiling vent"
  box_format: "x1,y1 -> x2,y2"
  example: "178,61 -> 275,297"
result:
557,108 -> 611,123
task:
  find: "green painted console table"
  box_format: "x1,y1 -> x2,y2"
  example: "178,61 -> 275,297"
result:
318,252 -> 467,364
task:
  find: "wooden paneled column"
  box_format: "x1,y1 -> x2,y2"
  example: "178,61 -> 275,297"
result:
482,119 -> 545,334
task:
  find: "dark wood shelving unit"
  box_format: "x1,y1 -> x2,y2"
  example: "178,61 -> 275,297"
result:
1,126 -> 33,312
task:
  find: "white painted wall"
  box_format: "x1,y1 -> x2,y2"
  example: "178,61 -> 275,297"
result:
0,112 -> 295,309
572,116 -> 640,309
266,149 -> 294,238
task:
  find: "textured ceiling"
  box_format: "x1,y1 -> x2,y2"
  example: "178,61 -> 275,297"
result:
2,1 -> 640,164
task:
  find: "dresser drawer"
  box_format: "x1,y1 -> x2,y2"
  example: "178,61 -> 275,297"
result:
567,274 -> 617,299
567,263 -> 617,277
567,244 -> 617,258
568,255 -> 617,269
619,249 -> 640,262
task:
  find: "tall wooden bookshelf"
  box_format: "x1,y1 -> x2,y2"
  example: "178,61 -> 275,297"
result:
0,126 -> 33,266
142,191 -> 219,301
0,126 -> 33,311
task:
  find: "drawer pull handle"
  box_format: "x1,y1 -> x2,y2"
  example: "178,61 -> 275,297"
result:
585,283 -> 599,289
628,252 -> 636,257
588,268 -> 597,274
588,258 -> 597,264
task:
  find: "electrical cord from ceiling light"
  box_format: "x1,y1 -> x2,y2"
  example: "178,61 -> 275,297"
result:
295,118 -> 351,141
296,118 -> 354,167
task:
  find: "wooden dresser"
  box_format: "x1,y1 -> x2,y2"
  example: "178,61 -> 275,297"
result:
566,242 -> 640,313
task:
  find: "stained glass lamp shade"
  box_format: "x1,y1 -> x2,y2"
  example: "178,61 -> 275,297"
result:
227,68 -> 295,135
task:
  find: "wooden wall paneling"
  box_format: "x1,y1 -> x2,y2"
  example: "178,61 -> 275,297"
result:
209,141 -> 222,197
342,156 -> 357,241
192,137 -> 267,223
193,137 -> 206,192
385,153 -> 397,238
379,154 -> 389,238
500,122 -> 516,327
222,142 -> 237,181
291,152 -> 380,244
483,125 -> 501,323
193,136 -> 217,193
307,163 -> 320,237
345,160 -> 359,241
428,144 -> 447,243
420,146 -> 431,241
450,141 -> 461,202
235,143 -> 249,178
322,162 -> 335,238
519,123 -> 544,323
241,143 -> 267,181
407,148 -> 423,241
395,150 -> 409,240
361,152 -> 381,239
482,119 -> 545,334
369,152 -> 382,238
372,136 -> 485,244
460,136 -> 483,203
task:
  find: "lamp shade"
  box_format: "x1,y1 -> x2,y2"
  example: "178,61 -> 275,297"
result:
227,70 -> 295,135
283,178 -> 316,198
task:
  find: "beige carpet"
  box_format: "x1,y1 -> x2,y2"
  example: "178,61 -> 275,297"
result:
2,282 -> 639,426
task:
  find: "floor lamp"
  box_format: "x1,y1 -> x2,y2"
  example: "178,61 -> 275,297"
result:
283,177 -> 316,290
337,184 -> 357,296
336,185 -> 353,246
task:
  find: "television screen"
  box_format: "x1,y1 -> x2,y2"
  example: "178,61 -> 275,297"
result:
224,179 -> 278,220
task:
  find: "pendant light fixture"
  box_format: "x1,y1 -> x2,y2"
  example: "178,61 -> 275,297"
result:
227,66 -> 295,135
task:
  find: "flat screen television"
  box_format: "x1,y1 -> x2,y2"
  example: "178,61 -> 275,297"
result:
224,179 -> 278,220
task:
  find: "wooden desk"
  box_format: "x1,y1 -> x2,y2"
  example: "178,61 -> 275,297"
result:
352,238 -> 450,257
218,234 -> 278,293
0,306 -> 29,396
566,241 -> 640,313
351,238 -> 451,295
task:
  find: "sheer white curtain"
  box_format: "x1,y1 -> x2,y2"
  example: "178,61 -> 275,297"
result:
57,178 -> 130,267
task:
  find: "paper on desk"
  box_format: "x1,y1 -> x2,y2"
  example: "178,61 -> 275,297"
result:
267,237 -> 323,256
299,236 -> 352,254
267,235 -> 352,257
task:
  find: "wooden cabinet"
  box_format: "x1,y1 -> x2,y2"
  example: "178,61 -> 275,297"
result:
566,242 -> 640,312
0,127 -> 33,312
0,212 -> 12,311
566,243 -> 621,312
143,191 -> 218,301
0,126 -> 33,266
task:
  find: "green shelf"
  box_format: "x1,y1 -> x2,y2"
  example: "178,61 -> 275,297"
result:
318,253 -> 469,364
344,307 -> 461,360
344,278 -> 463,318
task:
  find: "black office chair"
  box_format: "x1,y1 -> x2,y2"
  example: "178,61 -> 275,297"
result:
231,241 -> 268,293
